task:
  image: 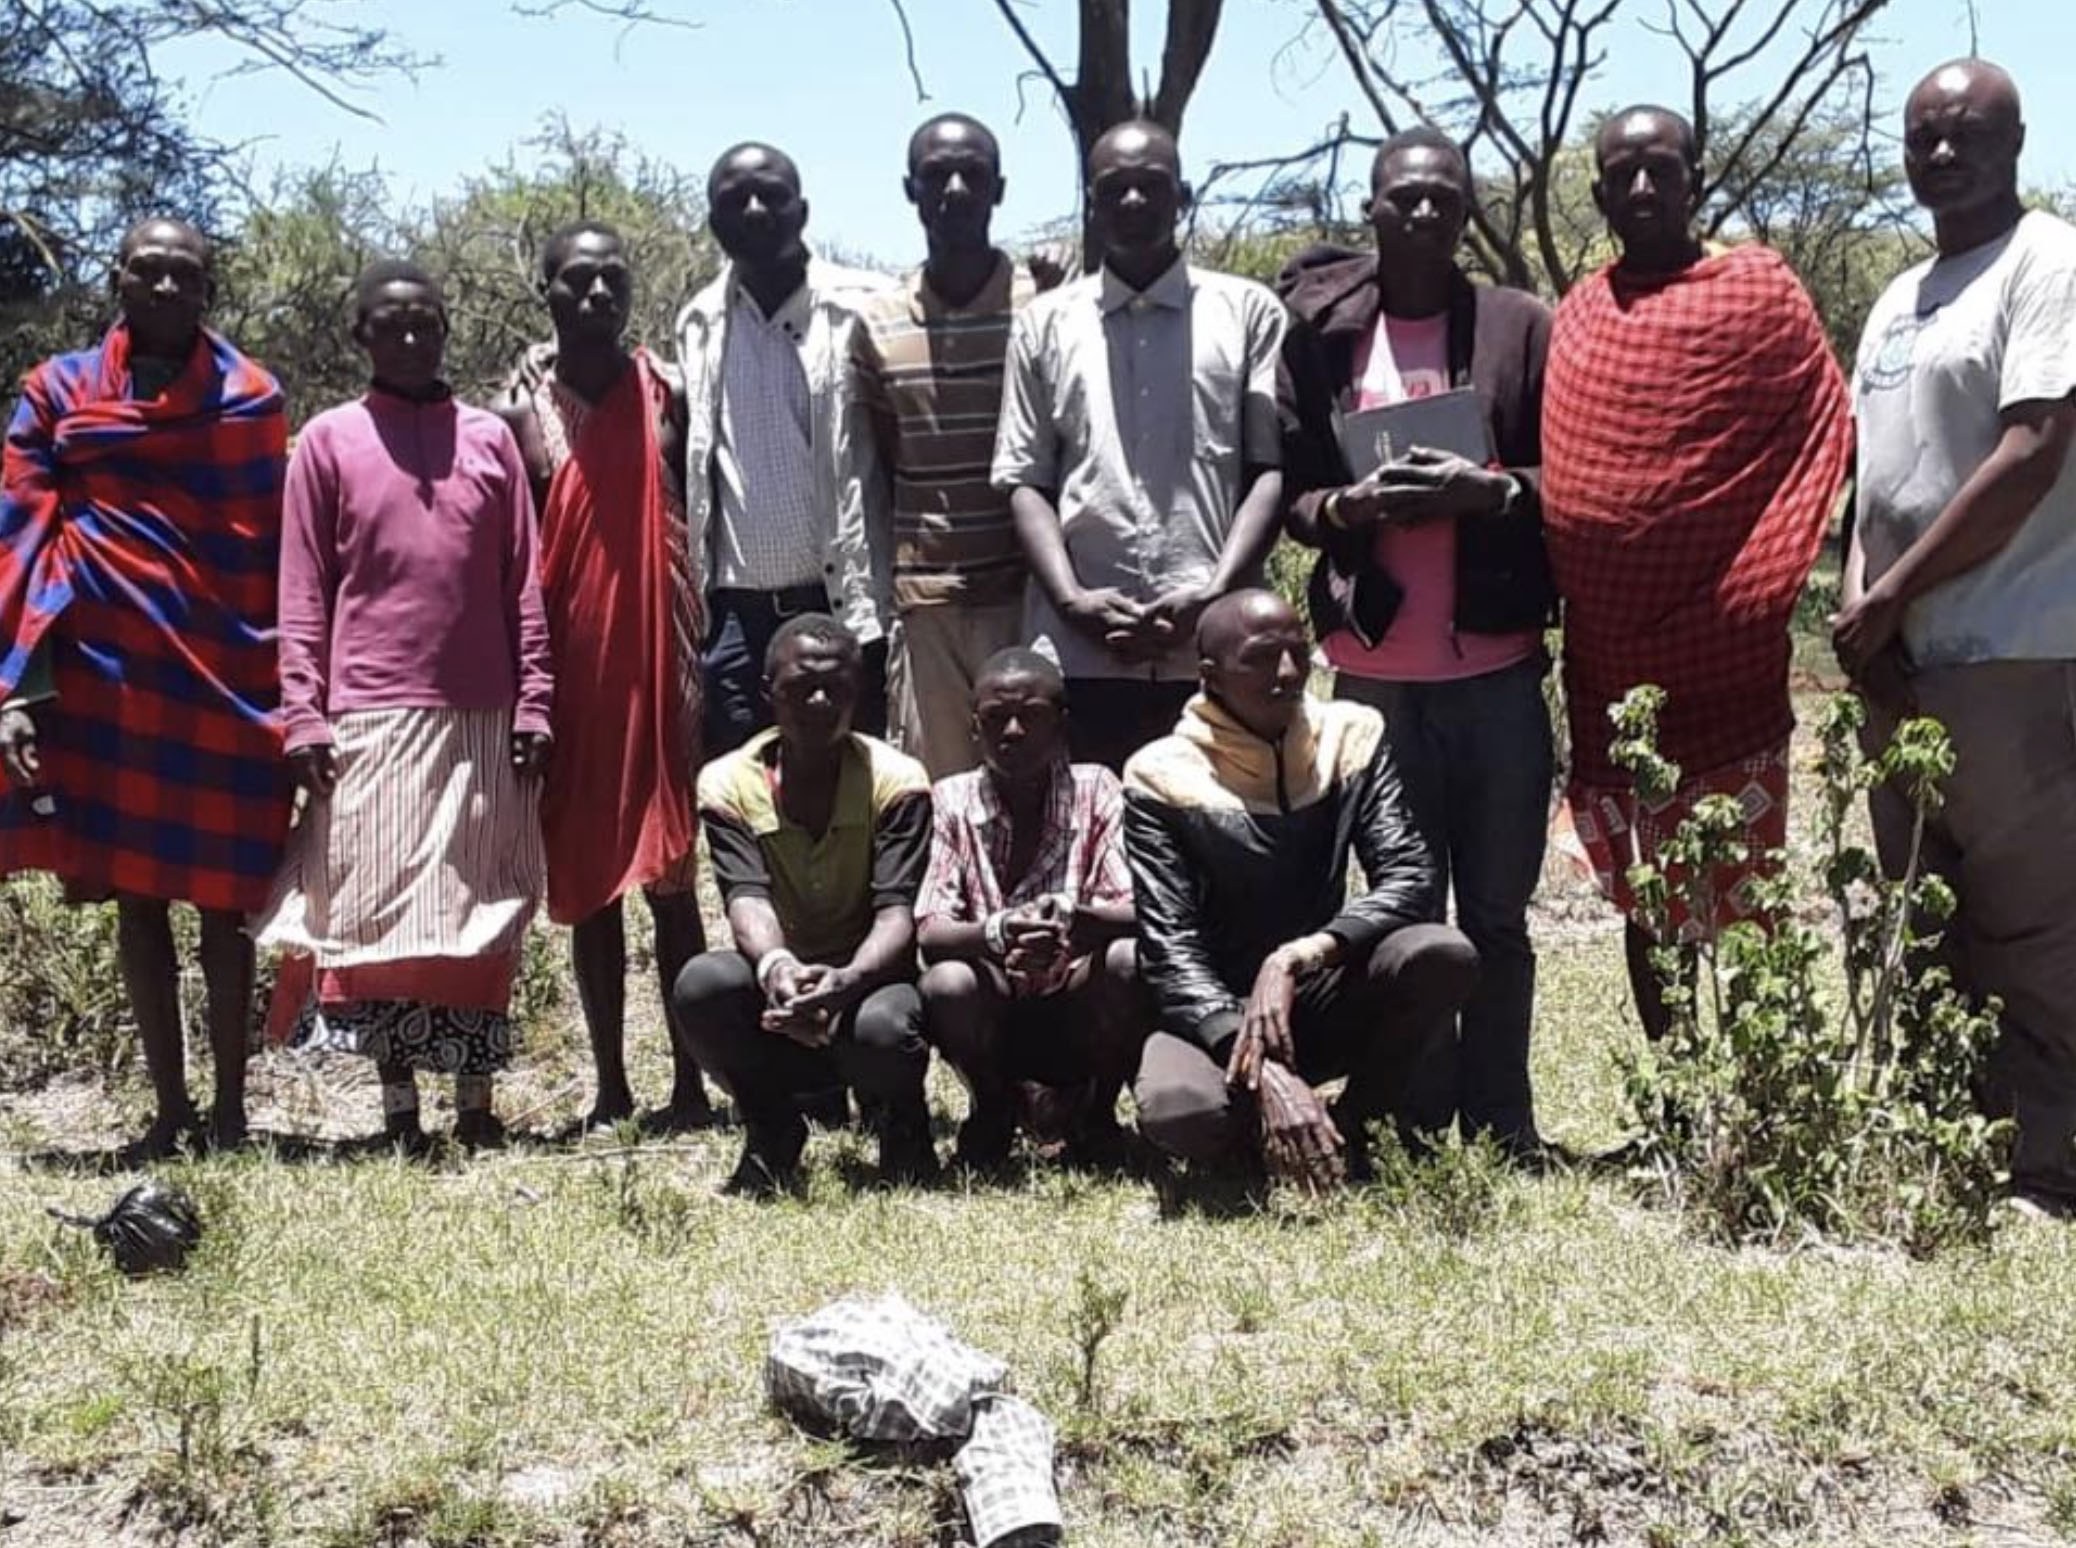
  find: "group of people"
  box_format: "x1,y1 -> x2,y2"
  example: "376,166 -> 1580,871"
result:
0,56 -> 2070,1214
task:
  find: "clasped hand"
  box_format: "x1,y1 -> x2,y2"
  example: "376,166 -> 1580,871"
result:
1063,584 -> 1214,663
762,959 -> 864,1047
996,895 -> 1073,983
1332,446 -> 1511,534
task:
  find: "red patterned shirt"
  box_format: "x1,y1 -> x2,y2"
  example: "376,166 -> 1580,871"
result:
918,760 -> 1133,997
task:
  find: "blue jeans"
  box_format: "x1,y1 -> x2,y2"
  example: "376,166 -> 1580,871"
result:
1337,653 -> 1554,1146
702,587 -> 888,755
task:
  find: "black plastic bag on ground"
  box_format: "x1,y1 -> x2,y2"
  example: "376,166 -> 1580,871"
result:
49,1180 -> 203,1276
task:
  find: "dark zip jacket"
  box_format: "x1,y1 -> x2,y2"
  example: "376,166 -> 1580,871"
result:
1122,694 -> 1436,1050
1277,254 -> 1556,643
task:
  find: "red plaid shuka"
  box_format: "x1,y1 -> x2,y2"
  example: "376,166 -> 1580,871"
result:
1542,245 -> 1851,791
0,325 -> 294,911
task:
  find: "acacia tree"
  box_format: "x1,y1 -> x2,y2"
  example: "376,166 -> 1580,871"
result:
0,0 -> 418,382
213,123 -> 717,424
412,120 -> 719,402
984,0 -> 1229,265
1307,0 -> 1898,295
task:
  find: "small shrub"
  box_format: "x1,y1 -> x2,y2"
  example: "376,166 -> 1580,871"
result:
1360,1126 -> 1511,1240
1610,686 -> 2010,1252
0,876 -> 132,1085
1068,1263 -> 1130,1416
508,923 -> 570,1045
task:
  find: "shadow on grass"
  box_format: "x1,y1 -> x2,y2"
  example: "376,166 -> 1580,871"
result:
11,1123 -> 545,1175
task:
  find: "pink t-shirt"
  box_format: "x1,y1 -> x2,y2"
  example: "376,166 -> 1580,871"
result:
1322,313 -> 1540,684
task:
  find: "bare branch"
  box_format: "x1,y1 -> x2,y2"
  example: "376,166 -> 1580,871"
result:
1310,0 -> 1405,137
882,0 -> 930,104
509,0 -> 701,27
989,0 -> 1078,121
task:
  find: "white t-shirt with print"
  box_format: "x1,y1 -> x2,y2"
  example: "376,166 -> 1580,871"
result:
1854,210 -> 2076,666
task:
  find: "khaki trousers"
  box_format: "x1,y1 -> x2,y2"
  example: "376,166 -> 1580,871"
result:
1866,660 -> 2076,1201
889,600 -> 1027,778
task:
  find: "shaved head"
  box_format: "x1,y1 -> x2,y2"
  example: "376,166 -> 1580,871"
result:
908,113 -> 1001,175
975,646 -> 1064,702
1592,104 -> 1704,273
1595,106 -> 1699,173
113,216 -> 214,356
1088,119 -> 1181,182
708,141 -> 801,200
118,216 -> 210,270
1197,589 -> 1300,663
1087,119 -> 1188,278
1908,59 -> 2022,127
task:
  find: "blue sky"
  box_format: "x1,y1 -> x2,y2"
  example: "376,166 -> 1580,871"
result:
165,0 -> 2074,267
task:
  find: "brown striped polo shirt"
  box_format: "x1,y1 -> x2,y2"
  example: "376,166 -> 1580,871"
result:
853,253 -> 1036,609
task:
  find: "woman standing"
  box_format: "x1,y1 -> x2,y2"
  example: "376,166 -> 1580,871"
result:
261,260 -> 552,1150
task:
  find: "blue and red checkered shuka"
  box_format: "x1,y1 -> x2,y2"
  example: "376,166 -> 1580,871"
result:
0,324 -> 295,912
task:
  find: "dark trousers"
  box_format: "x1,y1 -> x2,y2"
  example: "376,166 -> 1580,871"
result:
1338,655 -> 1553,1146
703,586 -> 889,755
671,950 -> 927,1165
920,941 -> 1146,1113
1064,677 -> 1196,774
1133,923 -> 1477,1164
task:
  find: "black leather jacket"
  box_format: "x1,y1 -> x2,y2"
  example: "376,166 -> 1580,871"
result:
1122,694 -> 1437,1050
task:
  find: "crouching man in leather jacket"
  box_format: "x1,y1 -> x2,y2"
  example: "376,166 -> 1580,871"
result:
1121,590 -> 1477,1190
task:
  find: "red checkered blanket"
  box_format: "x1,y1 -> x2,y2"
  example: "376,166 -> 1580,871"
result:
0,325 -> 294,910
1542,245 -> 1851,788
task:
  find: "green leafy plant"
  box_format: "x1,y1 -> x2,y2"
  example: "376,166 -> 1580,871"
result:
0,876 -> 133,1085
1068,1263 -> 1130,1416
1610,686 -> 2010,1252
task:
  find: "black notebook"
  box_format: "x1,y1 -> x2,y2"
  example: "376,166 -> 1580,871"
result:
1338,387 -> 1493,481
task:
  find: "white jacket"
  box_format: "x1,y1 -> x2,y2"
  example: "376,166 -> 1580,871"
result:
673,258 -> 893,643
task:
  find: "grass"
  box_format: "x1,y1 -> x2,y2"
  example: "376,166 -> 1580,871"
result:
3,668 -> 2075,1544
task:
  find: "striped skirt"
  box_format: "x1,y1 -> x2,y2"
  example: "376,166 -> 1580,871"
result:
257,708 -> 544,1041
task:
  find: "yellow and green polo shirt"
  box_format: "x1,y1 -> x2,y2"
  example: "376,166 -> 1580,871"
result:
697,730 -> 933,964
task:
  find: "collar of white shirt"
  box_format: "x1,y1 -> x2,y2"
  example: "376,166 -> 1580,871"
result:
725,271 -> 815,343
1098,256 -> 1191,316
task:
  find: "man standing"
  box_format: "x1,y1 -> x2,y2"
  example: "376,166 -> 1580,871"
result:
675,615 -> 937,1196
1542,106 -> 1850,1036
1838,61 -> 2076,1217
853,115 -> 1039,777
1124,590 -> 1476,1189
994,121 -> 1286,772
0,217 -> 292,1158
677,143 -> 890,753
917,648 -> 1142,1168
1279,127 -> 1555,1156
501,221 -> 715,1134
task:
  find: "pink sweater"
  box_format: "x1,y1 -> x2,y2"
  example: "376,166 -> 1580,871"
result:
278,390 -> 552,752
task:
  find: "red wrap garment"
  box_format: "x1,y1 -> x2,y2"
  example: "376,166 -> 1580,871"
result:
535,350 -> 703,926
1542,245 -> 1851,937
1542,244 -> 1851,790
